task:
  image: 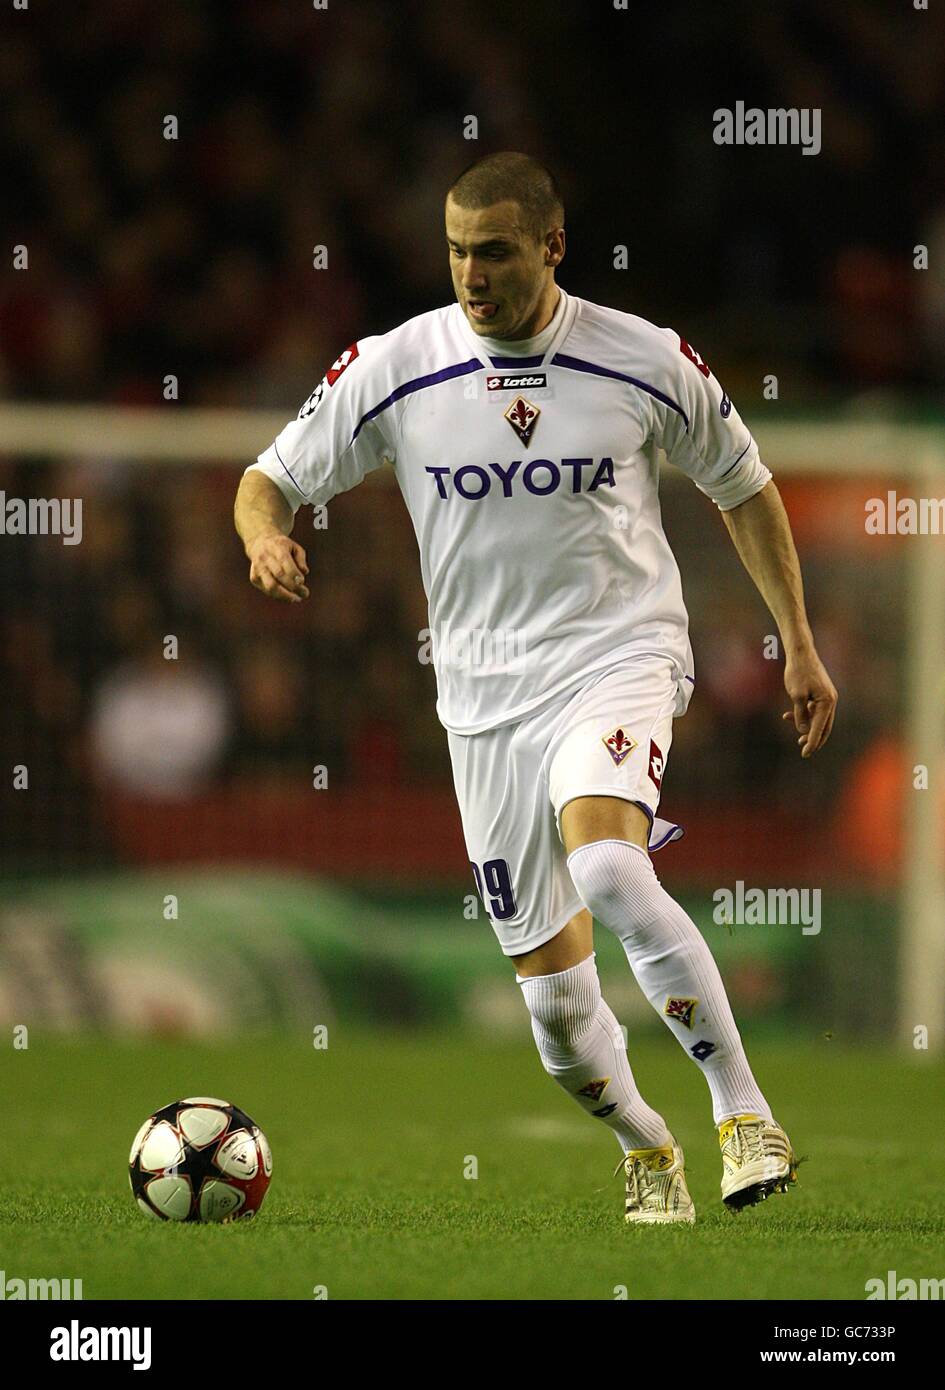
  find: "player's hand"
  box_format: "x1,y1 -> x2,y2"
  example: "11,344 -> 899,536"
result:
246,533 -> 310,602
781,648 -> 837,758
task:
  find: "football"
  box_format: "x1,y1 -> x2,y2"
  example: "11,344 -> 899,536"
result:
128,1097 -> 272,1222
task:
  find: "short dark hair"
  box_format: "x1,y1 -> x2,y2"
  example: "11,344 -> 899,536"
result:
446,151 -> 564,245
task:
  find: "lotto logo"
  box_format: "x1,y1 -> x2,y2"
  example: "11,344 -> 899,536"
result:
648,739 -> 664,790
326,342 -> 359,385
487,373 -> 547,391
679,338 -> 711,378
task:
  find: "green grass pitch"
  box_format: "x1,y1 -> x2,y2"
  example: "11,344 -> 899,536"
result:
1,1032 -> 942,1300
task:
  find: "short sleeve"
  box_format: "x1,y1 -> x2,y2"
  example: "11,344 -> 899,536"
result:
246,337 -> 395,513
649,329 -> 772,511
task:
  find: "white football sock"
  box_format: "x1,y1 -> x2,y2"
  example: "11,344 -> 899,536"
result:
567,839 -> 773,1126
517,952 -> 672,1152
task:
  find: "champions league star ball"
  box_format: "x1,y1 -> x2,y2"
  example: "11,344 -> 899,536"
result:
128,1097 -> 272,1222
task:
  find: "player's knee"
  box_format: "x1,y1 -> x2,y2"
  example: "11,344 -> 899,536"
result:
567,838 -> 658,931
517,956 -> 601,1052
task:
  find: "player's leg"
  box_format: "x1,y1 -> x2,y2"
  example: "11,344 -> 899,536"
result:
447,717 -> 675,1161
547,658 -> 773,1124
511,905 -> 675,1156
511,903 -> 594,976
548,659 -> 798,1207
512,907 -> 695,1224
560,793 -> 774,1126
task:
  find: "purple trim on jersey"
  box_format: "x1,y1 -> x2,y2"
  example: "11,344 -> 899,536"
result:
631,799 -> 685,851
488,354 -> 545,368
650,822 -> 685,852
273,441 -> 306,496
684,674 -> 695,685
717,439 -> 753,479
351,358 -> 483,442
551,352 -> 689,429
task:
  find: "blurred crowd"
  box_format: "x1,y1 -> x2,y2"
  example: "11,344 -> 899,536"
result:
0,454 -> 451,857
0,452 -> 897,871
1,0 -> 944,404
0,1 -> 934,871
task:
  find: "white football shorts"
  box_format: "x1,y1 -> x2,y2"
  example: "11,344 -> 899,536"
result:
446,654 -> 694,958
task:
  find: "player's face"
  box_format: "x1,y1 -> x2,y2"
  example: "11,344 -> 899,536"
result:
445,197 -> 562,340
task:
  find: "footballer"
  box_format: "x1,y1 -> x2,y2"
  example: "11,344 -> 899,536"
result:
234,151 -> 838,1223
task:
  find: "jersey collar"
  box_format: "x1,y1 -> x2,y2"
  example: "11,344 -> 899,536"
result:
452,286 -> 576,370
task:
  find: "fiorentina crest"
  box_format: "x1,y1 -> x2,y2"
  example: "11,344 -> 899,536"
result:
503,395 -> 540,446
576,1078 -> 610,1103
602,726 -> 637,767
664,997 -> 698,1030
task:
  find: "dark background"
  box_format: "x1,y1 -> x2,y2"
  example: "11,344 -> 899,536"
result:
3,0 -> 943,405
0,0 -> 940,1034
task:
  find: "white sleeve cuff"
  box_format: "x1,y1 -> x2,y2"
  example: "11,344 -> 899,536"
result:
245,448 -> 307,510
701,445 -> 772,511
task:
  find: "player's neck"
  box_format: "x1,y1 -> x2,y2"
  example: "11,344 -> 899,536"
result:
483,286 -> 563,347
515,286 -> 561,341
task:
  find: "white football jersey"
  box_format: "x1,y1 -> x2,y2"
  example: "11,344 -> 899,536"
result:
247,287 -> 771,735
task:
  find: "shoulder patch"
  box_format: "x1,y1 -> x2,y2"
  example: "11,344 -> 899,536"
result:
297,342 -> 360,419
679,338 -> 711,378
326,342 -> 359,385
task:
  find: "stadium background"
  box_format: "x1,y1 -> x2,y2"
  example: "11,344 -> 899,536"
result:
0,0 -> 943,1302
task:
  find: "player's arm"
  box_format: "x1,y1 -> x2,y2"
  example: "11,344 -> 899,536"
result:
651,328 -> 837,758
235,336 -> 393,604
719,479 -> 837,758
234,469 -> 310,603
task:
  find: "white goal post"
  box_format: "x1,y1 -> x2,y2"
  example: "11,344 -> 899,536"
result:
2,403 -> 943,1051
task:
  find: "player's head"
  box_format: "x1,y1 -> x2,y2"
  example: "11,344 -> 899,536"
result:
445,151 -> 565,340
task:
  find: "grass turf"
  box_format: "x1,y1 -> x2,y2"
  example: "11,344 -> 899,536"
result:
1,1032 -> 942,1300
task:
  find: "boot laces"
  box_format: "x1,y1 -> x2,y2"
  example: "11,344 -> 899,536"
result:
730,1119 -> 766,1162
612,1151 -> 668,1207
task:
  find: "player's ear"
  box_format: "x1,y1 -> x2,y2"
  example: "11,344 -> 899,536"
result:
546,229 -> 565,266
